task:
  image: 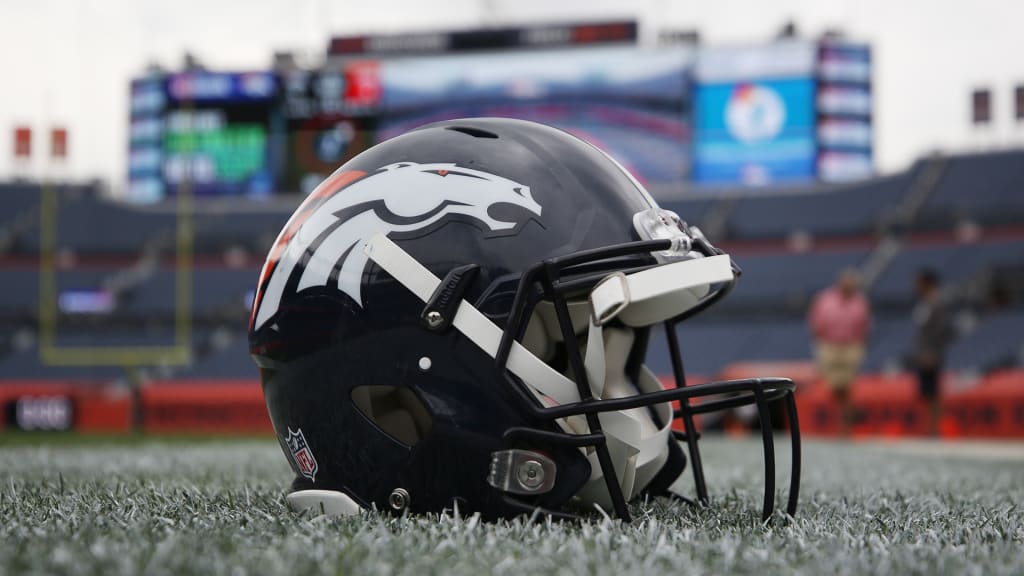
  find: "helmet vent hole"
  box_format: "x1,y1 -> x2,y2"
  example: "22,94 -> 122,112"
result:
445,126 -> 499,139
350,385 -> 433,446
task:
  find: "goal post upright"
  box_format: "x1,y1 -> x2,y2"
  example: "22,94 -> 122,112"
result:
38,122 -> 194,368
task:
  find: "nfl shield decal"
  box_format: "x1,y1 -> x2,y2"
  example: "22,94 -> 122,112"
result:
286,427 -> 319,482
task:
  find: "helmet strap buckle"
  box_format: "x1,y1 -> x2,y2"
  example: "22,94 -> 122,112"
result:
420,263 -> 480,332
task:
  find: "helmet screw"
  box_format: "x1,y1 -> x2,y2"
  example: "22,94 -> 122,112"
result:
418,356 -> 432,371
516,460 -> 545,491
424,310 -> 444,329
389,488 -> 410,511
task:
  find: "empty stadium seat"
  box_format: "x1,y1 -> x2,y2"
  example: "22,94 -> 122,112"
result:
646,320 -> 757,377
658,196 -> 718,229
726,247 -> 870,308
0,184 -> 42,225
725,171 -> 915,239
120,268 -> 257,316
0,347 -> 126,380
192,208 -> 292,253
947,309 -> 1024,371
646,318 -> 814,377
871,238 -> 1024,304
0,269 -> 111,314
40,193 -> 177,254
862,316 -> 914,371
174,335 -> 255,379
15,190 -> 293,256
2,148 -> 1022,442
916,150 -> 1024,229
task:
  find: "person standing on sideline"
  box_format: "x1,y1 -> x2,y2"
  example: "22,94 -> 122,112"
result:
912,268 -> 953,436
808,268 -> 872,436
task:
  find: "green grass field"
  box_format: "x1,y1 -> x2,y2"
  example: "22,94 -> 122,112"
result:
1,436 -> 1021,575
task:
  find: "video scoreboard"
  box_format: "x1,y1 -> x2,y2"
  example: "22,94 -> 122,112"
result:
280,62 -> 380,195
691,39 -> 872,186
128,72 -> 280,200
126,21 -> 873,201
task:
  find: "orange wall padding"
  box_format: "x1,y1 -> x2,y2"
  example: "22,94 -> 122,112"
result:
942,371 -> 1024,438
659,374 -> 709,433
1,370 -> 1022,438
796,371 -> 1024,438
661,363 -> 1024,439
0,381 -> 133,433
141,379 -> 271,434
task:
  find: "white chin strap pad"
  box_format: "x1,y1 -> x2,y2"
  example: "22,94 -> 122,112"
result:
364,234 -> 734,510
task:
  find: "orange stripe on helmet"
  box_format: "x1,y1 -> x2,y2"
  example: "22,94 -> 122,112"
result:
250,170 -> 367,328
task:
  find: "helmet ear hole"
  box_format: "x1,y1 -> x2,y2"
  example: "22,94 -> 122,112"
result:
351,385 -> 433,446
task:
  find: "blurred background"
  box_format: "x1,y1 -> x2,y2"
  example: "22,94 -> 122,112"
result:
0,0 -> 1021,438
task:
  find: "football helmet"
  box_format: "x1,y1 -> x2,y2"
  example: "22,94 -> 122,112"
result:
249,118 -> 800,521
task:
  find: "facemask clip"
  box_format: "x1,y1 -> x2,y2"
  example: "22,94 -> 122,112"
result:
488,449 -> 558,495
632,208 -> 694,262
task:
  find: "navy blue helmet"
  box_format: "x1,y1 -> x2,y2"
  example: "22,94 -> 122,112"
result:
249,118 -> 800,521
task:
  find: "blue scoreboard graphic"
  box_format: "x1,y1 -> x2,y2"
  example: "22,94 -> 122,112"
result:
692,78 -> 816,186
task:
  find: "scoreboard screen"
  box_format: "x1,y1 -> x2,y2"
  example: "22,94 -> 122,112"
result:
126,22 -> 874,200
816,39 -> 873,182
281,63 -> 380,195
376,45 -> 693,189
691,39 -> 873,187
128,71 -> 281,201
161,105 -> 273,197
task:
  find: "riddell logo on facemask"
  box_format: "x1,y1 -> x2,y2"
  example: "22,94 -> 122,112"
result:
250,162 -> 542,331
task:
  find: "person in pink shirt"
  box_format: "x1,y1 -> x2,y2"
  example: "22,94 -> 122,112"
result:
808,268 -> 872,436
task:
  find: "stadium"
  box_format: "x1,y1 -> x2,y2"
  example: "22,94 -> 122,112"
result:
1,1 -> 1022,574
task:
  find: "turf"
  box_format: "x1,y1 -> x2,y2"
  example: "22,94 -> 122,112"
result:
0,437 -> 1021,575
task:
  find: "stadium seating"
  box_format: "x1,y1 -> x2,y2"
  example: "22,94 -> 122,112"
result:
31,192 -> 177,254
726,247 -> 871,309
646,320 -> 759,377
871,237 -> 1024,307
0,269 -> 111,313
724,170 -> 917,240
947,309 -> 1024,371
862,317 -> 914,371
658,196 -> 717,229
192,208 -> 291,253
174,334 -> 254,379
0,347 -> 127,380
120,268 -> 256,316
0,183 -> 41,224
915,150 -> 1024,230
646,318 -> 814,377
2,148 -> 1023,437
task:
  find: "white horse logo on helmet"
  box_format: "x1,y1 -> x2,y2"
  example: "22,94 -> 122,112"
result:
252,162 -> 542,330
